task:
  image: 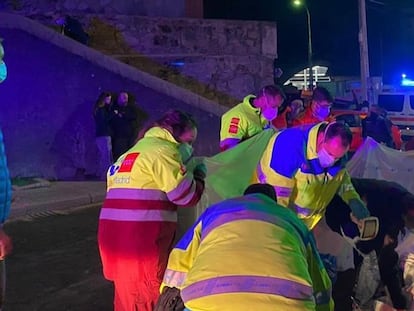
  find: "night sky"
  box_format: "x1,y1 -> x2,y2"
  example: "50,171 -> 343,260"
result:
204,0 -> 414,84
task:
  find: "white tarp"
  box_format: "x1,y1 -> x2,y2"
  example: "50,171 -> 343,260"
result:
347,137 -> 414,194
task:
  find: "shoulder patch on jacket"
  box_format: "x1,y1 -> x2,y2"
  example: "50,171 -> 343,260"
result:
118,153 -> 140,173
228,117 -> 240,134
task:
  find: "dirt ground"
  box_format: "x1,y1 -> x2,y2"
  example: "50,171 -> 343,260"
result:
3,206 -> 113,311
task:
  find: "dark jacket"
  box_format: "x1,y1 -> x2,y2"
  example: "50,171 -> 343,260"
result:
326,178 -> 411,309
361,113 -> 394,148
378,245 -> 407,309
94,106 -> 113,137
110,104 -> 138,138
326,178 -> 410,254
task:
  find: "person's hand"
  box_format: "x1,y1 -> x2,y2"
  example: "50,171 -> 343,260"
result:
406,284 -> 414,298
349,199 -> 370,221
0,228 -> 12,260
193,163 -> 207,180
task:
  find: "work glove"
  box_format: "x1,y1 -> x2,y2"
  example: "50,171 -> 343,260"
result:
193,163 -> 207,180
348,198 -> 370,220
154,287 -> 184,311
178,143 -> 193,164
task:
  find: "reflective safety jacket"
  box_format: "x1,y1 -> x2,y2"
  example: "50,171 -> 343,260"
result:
220,95 -> 268,151
161,194 -> 333,311
259,122 -> 363,229
98,126 -> 204,280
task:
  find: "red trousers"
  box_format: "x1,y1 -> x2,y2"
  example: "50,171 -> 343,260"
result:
98,220 -> 177,311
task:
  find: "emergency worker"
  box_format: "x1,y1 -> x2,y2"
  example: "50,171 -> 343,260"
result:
257,122 -> 370,310
159,184 -> 333,311
98,110 -> 206,311
292,87 -> 333,126
219,85 -> 285,151
258,121 -> 369,229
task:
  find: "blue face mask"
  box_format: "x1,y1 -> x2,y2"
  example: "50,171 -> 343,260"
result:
0,61 -> 7,83
317,147 -> 336,168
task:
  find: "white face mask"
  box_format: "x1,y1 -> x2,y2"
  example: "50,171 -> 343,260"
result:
261,92 -> 278,121
317,147 -> 336,168
314,106 -> 330,121
0,61 -> 7,83
262,107 -> 278,121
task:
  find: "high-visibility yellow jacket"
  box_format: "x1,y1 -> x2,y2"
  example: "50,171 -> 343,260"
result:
105,126 -> 202,200
258,122 -> 363,229
161,194 -> 333,311
98,126 -> 204,280
220,95 -> 268,151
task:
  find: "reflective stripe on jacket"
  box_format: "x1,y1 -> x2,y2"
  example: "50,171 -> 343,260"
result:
100,188 -> 178,223
220,95 -> 268,151
106,126 -> 203,208
161,194 -> 333,311
98,126 -> 203,280
259,122 -> 362,229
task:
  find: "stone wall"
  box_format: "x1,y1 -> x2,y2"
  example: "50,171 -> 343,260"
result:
0,10 -> 278,179
8,11 -> 277,103
1,0 -> 187,17
0,24 -> 222,179
88,15 -> 278,101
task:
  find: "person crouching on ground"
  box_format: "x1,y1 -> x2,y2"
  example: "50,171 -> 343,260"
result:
158,184 -> 333,311
98,109 -> 206,311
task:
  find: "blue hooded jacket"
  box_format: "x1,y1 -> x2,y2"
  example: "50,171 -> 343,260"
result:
0,129 -> 11,223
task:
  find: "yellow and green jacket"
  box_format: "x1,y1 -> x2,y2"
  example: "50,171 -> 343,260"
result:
259,122 -> 363,229
99,127 -> 204,280
220,95 -> 268,151
161,194 -> 333,311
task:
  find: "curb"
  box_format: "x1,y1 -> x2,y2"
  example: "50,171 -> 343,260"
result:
9,193 -> 104,221
8,182 -> 106,221
12,178 -> 51,191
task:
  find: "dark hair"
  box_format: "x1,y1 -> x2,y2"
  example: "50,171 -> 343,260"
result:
243,183 -> 277,202
361,100 -> 370,108
312,87 -> 333,103
258,85 -> 286,101
321,122 -> 353,147
93,91 -> 112,115
156,110 -> 197,141
114,91 -> 129,103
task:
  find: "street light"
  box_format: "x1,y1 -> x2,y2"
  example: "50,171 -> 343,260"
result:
358,0 -> 370,102
293,0 -> 313,90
